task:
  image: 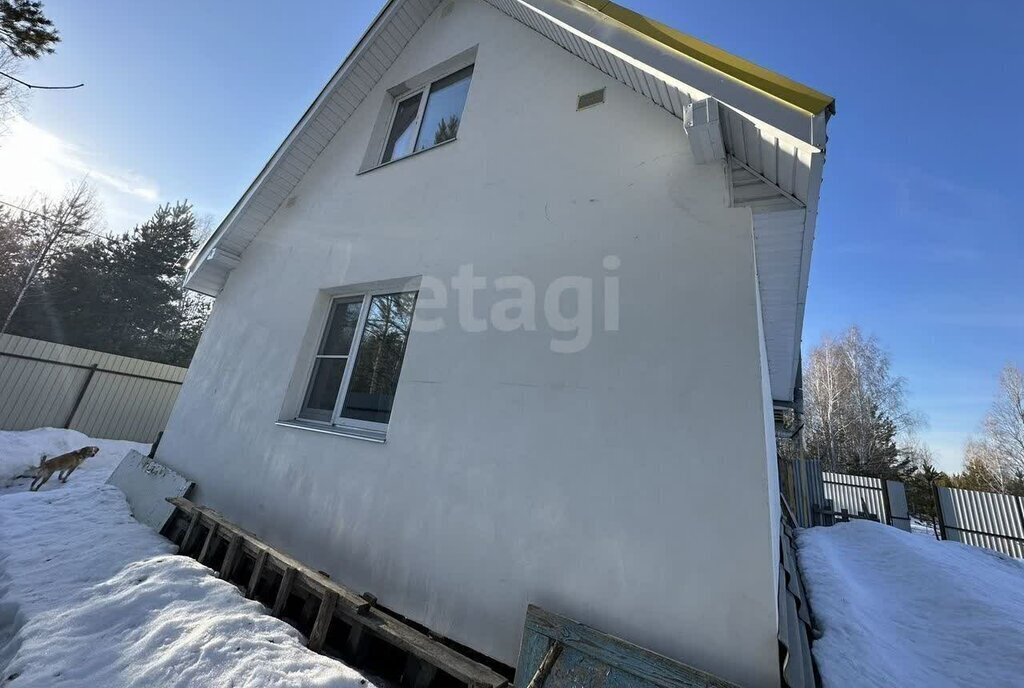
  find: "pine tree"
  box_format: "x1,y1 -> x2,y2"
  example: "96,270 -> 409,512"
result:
8,201 -> 210,366
904,458 -> 949,522
0,0 -> 59,58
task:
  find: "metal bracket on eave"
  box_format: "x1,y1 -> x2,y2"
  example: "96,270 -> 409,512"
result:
727,155 -> 806,211
205,248 -> 242,270
683,98 -> 725,164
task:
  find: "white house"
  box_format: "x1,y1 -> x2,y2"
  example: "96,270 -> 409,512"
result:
159,1 -> 833,685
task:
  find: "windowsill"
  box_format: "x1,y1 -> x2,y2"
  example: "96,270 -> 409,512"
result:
275,419 -> 386,443
356,137 -> 457,176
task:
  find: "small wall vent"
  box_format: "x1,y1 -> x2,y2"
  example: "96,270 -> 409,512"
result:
576,88 -> 605,111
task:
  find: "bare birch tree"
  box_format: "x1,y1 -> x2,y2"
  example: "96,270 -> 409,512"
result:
960,364 -> 1024,493
0,180 -> 96,335
803,326 -> 921,476
984,364 -> 1024,473
960,438 -> 1011,493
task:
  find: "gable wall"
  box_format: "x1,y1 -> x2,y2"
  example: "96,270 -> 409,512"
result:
159,1 -> 781,685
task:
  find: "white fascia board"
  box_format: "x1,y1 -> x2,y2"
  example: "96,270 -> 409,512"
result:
510,0 -> 827,149
786,150 -> 825,400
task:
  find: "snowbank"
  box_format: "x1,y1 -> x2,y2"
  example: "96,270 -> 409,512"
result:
798,520 -> 1024,687
0,429 -> 372,687
0,427 -> 147,490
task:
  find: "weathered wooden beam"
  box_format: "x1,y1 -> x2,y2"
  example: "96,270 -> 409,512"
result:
179,509 -> 201,553
197,522 -> 219,565
219,533 -> 243,580
247,549 -> 268,598
164,497 -> 508,688
308,590 -> 338,652
272,566 -> 296,618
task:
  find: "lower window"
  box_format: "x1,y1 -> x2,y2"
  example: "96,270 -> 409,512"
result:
299,290 -> 418,433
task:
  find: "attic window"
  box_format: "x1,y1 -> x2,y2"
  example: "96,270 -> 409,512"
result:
577,88 -> 605,110
380,64 -> 474,164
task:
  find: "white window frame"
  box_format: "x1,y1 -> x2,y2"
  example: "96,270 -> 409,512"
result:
379,87 -> 429,164
378,63 -> 474,165
297,286 -> 417,436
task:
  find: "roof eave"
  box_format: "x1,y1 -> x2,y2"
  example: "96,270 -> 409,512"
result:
183,0 -> 405,296
517,0 -> 830,148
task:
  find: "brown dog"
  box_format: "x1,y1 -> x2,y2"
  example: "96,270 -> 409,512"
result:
30,446 -> 100,491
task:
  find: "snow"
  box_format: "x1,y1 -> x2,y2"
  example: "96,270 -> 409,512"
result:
798,520 -> 1024,687
909,516 -> 937,539
0,429 -> 373,687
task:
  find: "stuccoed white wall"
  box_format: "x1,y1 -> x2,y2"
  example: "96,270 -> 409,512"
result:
159,1 -> 781,685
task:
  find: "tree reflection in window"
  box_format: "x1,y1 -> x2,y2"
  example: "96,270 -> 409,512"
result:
414,65 -> 473,152
432,115 -> 460,146
340,292 -> 417,424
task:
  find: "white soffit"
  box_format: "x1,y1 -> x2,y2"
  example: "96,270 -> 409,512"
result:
184,0 -> 444,296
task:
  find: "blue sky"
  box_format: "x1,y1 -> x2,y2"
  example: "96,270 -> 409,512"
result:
3,0 -> 1022,471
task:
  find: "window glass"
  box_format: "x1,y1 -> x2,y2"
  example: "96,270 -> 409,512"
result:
320,299 -> 362,355
415,65 -> 473,152
341,292 -> 417,424
382,93 -> 422,163
303,358 -> 347,416
300,299 -> 361,420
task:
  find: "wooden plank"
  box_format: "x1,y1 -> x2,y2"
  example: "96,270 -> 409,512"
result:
247,549 -> 268,598
272,566 -> 296,617
197,522 -> 219,565
308,590 -> 338,652
219,534 -> 243,580
164,498 -> 507,688
180,509 -> 201,553
518,606 -> 737,688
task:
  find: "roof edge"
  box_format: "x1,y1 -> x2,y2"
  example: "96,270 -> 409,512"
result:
575,0 -> 835,116
184,0 -> 404,294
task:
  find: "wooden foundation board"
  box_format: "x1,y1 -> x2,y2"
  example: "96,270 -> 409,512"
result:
163,497 -> 508,688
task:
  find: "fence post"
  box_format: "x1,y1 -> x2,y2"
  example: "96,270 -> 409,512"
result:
1014,495 -> 1024,539
63,363 -> 98,429
148,430 -> 163,459
881,479 -> 894,526
932,484 -> 947,541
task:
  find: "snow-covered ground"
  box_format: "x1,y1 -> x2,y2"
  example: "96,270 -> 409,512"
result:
909,516 -> 938,538
0,428 -> 372,687
799,520 -> 1024,687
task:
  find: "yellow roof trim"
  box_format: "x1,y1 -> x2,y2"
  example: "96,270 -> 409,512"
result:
576,0 -> 835,116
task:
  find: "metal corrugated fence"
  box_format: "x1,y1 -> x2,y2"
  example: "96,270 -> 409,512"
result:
823,472 -> 888,522
0,334 -> 186,443
789,459 -> 910,531
935,486 -> 1024,558
791,459 -> 825,529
